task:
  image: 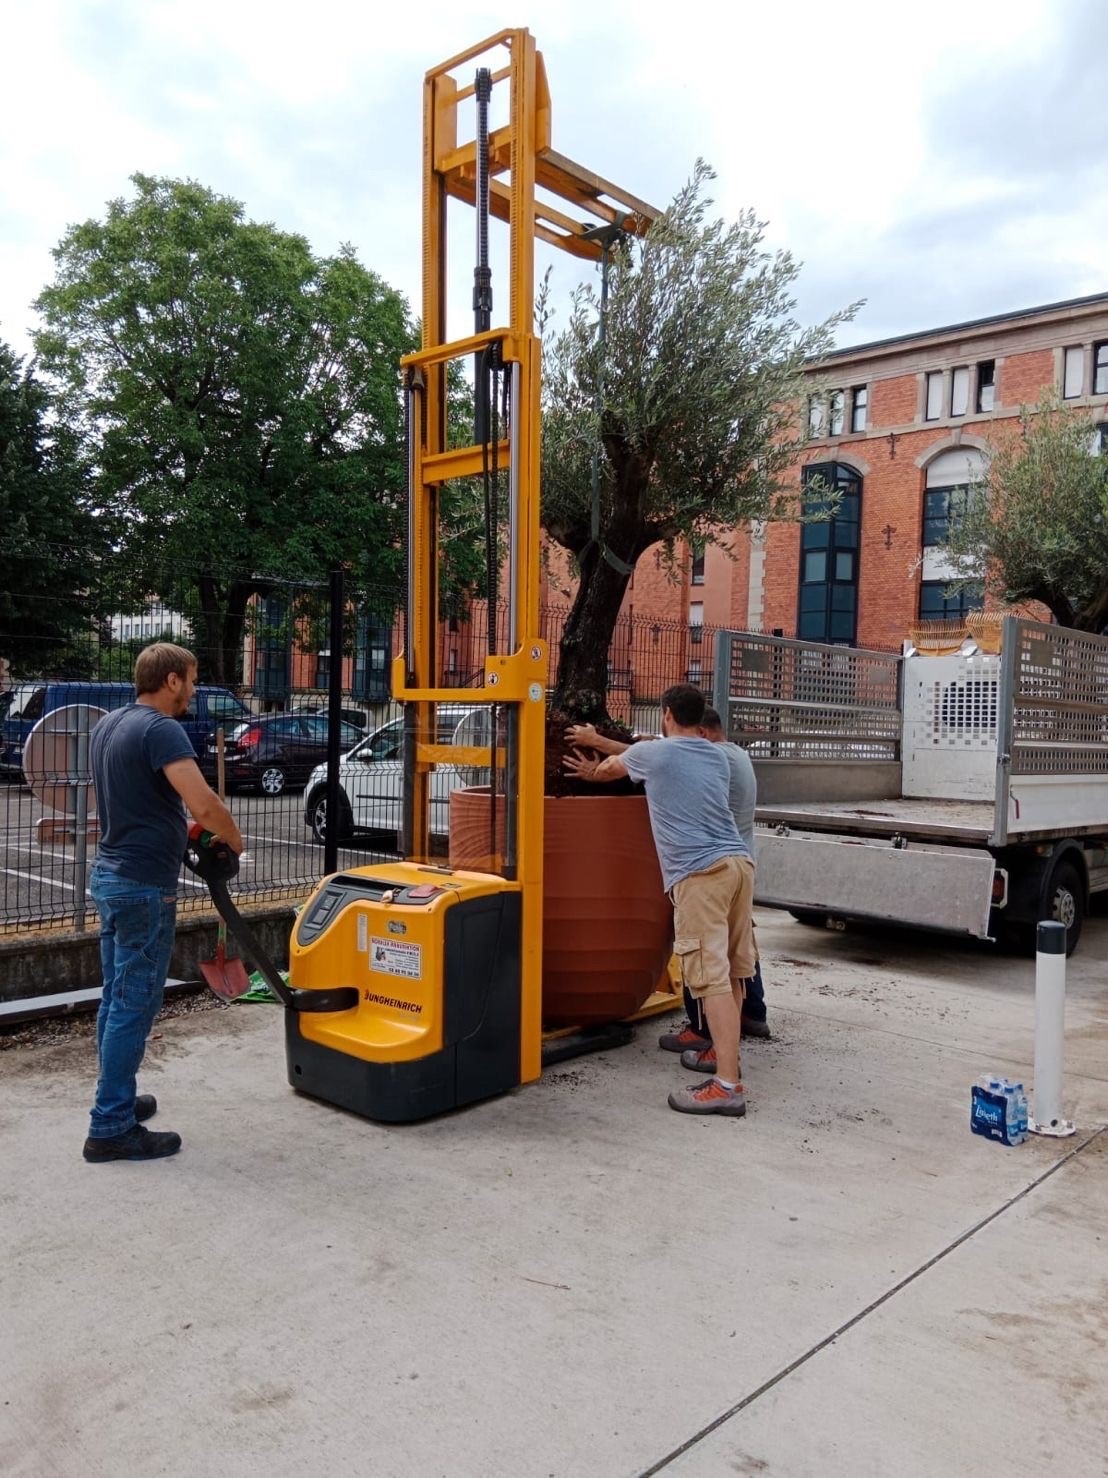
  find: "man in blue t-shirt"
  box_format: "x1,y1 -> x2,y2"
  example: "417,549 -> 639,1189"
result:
566,705 -> 770,1045
565,684 -> 754,1118
84,643 -> 243,1164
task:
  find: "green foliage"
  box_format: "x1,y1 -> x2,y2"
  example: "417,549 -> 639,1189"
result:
32,175 -> 422,679
539,160 -> 858,716
541,162 -> 856,565
0,339 -> 103,676
942,395 -> 1108,631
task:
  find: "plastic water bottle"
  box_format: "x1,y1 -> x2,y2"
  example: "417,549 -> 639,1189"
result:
971,1074 -> 1025,1146
1009,1080 -> 1029,1143
971,1075 -> 1006,1143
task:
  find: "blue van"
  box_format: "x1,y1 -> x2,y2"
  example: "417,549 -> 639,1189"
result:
0,680 -> 251,778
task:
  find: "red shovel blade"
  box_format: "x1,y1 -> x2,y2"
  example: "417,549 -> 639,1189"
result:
199,942 -> 254,1001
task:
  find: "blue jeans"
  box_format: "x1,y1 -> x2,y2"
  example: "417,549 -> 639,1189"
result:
88,865 -> 177,1139
684,958 -> 766,1038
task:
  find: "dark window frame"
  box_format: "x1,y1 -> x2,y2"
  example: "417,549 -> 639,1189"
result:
1094,342 -> 1108,397
850,384 -> 868,432
918,580 -> 984,622
922,483 -> 972,547
797,462 -> 861,645
976,360 -> 996,413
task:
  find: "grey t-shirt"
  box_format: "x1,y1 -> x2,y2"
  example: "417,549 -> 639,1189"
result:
91,704 -> 196,890
621,736 -> 751,892
719,741 -> 757,857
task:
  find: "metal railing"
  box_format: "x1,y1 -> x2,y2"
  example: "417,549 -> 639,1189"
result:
712,630 -> 903,761
1008,619 -> 1108,776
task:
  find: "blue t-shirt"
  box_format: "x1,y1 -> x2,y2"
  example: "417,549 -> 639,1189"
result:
90,705 -> 196,889
621,736 -> 751,892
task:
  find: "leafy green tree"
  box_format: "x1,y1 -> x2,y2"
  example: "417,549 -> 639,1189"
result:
33,175 -> 420,683
941,396 -> 1108,633
0,339 -> 102,677
540,161 -> 856,721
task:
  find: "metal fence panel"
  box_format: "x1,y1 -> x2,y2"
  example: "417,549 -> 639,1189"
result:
1,553 -> 726,931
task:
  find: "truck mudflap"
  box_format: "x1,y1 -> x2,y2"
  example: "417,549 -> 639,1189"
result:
754,828 -> 997,938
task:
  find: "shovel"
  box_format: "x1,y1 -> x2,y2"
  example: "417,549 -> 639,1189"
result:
198,727 -> 252,1001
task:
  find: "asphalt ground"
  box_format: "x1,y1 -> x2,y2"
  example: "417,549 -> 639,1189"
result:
1,908 -> 1105,1477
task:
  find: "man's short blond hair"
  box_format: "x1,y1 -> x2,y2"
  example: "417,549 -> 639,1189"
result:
134,642 -> 197,696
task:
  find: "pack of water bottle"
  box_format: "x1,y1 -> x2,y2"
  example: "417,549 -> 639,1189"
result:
970,1075 -> 1029,1146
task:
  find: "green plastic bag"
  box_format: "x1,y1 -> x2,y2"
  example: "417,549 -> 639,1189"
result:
234,969 -> 287,1004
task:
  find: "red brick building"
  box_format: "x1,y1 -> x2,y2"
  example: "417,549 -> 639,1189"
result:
590,292 -> 1108,651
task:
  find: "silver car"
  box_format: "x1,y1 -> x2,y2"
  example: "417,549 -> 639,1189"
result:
302,705 -> 488,845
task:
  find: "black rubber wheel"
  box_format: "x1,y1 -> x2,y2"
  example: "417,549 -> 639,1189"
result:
789,910 -> 827,928
1042,859 -> 1084,956
309,791 -> 352,844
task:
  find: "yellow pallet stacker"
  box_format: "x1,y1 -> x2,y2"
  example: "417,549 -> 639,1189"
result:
285,30 -> 659,1121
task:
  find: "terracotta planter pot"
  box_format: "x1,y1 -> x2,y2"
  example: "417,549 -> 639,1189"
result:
449,788 -> 672,1026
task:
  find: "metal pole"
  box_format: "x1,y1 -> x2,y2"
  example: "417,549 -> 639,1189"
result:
1028,920 -> 1075,1137
472,66 -> 493,443
324,568 -> 344,877
72,720 -> 89,933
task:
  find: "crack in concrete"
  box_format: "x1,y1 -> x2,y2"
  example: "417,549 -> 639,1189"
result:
635,1122 -> 1108,1477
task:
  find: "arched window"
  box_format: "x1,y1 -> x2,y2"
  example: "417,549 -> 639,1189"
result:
798,462 -> 861,644
920,448 -> 986,619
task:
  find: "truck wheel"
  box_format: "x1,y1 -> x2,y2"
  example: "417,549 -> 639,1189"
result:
789,910 -> 827,928
1043,859 -> 1084,956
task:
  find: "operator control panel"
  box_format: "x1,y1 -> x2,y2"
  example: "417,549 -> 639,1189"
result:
296,873 -> 453,946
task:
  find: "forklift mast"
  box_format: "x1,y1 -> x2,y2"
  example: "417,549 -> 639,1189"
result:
285,31 -> 657,1121
396,29 -> 657,1066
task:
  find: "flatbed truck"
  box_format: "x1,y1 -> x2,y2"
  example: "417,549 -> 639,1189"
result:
713,618 -> 1108,954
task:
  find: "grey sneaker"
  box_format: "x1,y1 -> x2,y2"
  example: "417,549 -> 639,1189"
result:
668,1078 -> 747,1116
679,1045 -> 718,1073
742,1017 -> 772,1040
658,1023 -> 710,1053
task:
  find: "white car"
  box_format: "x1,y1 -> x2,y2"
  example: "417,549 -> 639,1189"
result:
302,705 -> 488,845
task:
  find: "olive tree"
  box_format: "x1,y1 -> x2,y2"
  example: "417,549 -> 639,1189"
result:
942,395 -> 1108,632
540,161 -> 856,721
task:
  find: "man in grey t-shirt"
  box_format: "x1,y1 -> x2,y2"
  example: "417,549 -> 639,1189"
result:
565,684 -> 753,1118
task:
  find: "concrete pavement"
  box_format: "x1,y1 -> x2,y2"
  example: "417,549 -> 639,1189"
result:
1,909 -> 1105,1477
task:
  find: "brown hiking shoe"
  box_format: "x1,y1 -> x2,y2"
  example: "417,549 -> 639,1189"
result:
668,1078 -> 747,1117
659,1023 -> 710,1053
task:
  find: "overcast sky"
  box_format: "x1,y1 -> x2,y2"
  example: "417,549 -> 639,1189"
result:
3,0 -> 1105,363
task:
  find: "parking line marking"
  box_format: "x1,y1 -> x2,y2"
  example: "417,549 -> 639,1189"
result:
0,866 -> 76,891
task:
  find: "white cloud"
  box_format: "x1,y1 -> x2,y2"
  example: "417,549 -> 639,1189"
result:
0,0 -> 1101,360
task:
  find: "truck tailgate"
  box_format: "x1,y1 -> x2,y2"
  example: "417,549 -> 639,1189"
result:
754,828 -> 996,938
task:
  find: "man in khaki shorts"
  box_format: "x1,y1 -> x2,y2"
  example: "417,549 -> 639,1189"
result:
565,683 -> 755,1117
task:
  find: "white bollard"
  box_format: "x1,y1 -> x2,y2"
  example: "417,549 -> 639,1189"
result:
1028,920 -> 1075,1137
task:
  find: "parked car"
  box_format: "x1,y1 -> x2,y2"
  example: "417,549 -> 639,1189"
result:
0,679 -> 249,778
224,713 -> 363,796
302,705 -> 488,844
289,700 -> 369,733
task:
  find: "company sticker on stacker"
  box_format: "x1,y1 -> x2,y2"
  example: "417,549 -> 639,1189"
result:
370,936 -> 422,979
